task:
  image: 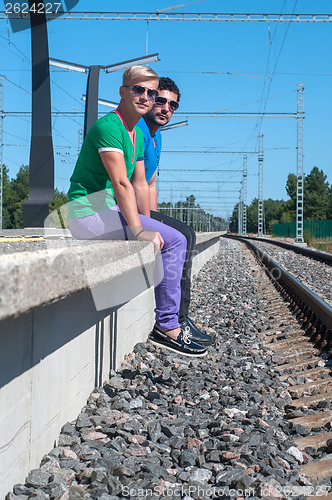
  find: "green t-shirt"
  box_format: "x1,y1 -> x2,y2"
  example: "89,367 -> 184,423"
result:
67,111 -> 144,219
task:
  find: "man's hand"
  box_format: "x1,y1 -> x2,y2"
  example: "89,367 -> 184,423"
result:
137,230 -> 164,254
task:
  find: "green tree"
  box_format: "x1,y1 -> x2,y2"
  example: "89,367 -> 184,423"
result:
1,165 -> 11,228
285,173 -> 297,201
264,198 -> 286,233
5,164 -> 29,228
282,173 -> 297,222
228,203 -> 239,232
327,185 -> 332,219
3,165 -> 70,229
247,198 -> 258,233
49,189 -> 69,228
304,166 -> 329,220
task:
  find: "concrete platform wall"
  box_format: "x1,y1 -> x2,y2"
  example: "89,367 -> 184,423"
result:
0,232 -> 222,497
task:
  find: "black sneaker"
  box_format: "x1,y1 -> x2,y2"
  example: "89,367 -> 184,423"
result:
180,316 -> 215,346
149,325 -> 207,357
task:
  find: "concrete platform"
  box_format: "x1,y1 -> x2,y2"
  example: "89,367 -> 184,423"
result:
0,231 -> 223,497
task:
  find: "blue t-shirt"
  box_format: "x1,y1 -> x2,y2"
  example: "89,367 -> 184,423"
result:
137,117 -> 162,183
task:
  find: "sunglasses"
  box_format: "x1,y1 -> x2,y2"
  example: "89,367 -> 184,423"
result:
154,96 -> 179,112
123,84 -> 158,101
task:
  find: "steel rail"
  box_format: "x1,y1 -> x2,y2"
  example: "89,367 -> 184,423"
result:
223,234 -> 332,266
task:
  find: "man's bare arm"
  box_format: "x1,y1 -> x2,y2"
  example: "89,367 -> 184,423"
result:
130,160 -> 150,217
148,171 -> 158,212
100,151 -> 163,250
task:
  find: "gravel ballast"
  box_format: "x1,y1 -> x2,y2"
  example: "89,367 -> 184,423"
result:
6,238 -> 332,500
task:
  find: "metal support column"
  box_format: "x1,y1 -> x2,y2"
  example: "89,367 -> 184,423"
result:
242,155 -> 247,236
24,0 -> 54,227
257,133 -> 264,236
0,76 -> 4,230
296,84 -> 305,243
83,65 -> 101,137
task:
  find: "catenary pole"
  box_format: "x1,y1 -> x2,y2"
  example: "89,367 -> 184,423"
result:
242,156 -> 248,236
24,0 -> 54,227
84,65 -> 101,137
296,84 -> 305,243
257,133 -> 264,236
238,183 -> 243,235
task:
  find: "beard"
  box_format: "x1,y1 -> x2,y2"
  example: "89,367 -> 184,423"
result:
146,112 -> 169,127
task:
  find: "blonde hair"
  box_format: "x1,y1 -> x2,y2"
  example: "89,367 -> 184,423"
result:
122,65 -> 159,86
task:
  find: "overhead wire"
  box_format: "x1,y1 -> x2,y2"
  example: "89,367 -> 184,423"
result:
237,0 -> 298,176
255,0 -> 299,140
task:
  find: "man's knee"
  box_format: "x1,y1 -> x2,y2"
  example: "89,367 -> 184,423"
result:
171,229 -> 187,250
182,224 -> 196,248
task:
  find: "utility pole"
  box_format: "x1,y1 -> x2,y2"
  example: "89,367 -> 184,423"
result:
257,133 -> 264,236
296,84 -> 305,243
0,76 -> 4,231
242,155 -> 247,236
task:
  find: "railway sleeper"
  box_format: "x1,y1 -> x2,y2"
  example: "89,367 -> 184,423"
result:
290,389 -> 332,409
280,366 -> 332,383
267,337 -> 311,350
310,494 -> 332,500
276,346 -> 322,363
260,327 -> 302,337
288,378 -> 332,398
290,410 -> 332,430
277,357 -> 326,373
295,431 -> 332,451
301,458 -> 332,481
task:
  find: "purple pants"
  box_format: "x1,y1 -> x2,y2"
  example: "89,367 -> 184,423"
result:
68,207 -> 187,331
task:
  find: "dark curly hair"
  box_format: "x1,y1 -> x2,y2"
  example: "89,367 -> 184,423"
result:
158,77 -> 181,102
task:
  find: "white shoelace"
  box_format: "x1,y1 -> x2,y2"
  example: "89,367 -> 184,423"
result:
182,326 -> 192,344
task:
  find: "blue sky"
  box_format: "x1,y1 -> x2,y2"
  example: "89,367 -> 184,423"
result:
0,0 -> 331,219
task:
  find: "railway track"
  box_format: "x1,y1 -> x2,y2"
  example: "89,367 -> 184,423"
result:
224,234 -> 332,266
233,236 -> 332,498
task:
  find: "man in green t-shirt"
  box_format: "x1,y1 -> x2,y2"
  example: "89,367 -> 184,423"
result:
67,65 -> 207,358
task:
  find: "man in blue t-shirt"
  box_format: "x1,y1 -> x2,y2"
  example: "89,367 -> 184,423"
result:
137,77 -> 214,347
